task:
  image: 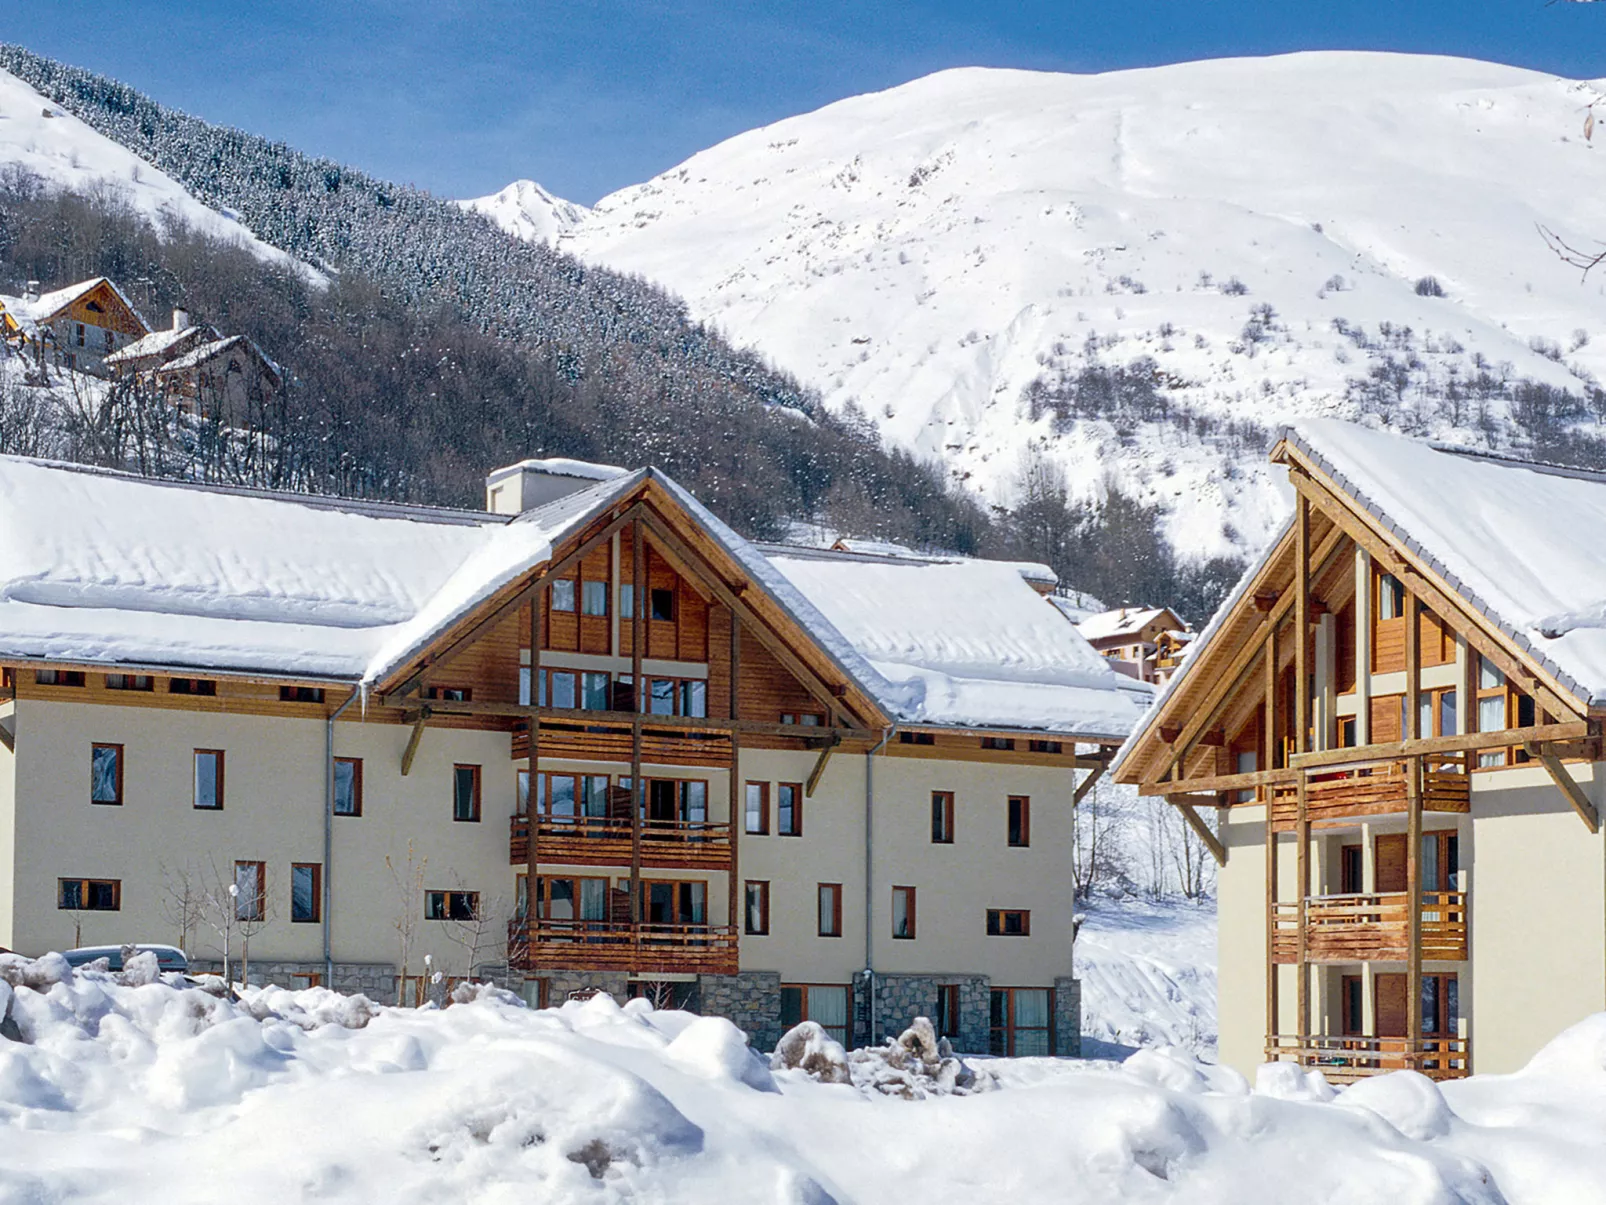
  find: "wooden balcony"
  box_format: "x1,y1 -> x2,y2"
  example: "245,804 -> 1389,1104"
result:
509,814 -> 732,869
1272,892 -> 1467,963
512,721 -> 732,769
1270,759 -> 1469,831
1265,1034 -> 1468,1082
508,919 -> 739,975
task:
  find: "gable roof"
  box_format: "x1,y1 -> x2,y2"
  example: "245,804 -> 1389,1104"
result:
156,334 -> 284,382
103,323 -> 215,367
1077,606 -> 1182,643
5,278 -> 149,332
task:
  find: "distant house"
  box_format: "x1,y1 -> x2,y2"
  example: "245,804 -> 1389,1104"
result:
104,308 -> 283,419
103,308 -> 218,378
1076,606 -> 1190,684
0,278 -> 150,377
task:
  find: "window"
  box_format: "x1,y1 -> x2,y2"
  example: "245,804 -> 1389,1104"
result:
543,669 -> 578,710
1418,687 -> 1458,740
334,757 -> 363,817
425,890 -> 480,921
1007,796 -> 1031,848
1340,843 -> 1364,895
777,782 -> 802,836
1421,973 -> 1460,1037
780,712 -> 825,727
619,583 -> 634,618
986,908 -> 1031,936
892,886 -> 916,939
990,987 -> 1053,1057
37,669 -> 85,687
533,875 -> 608,921
291,863 -> 321,923
234,861 -> 266,921
744,880 -> 770,935
1377,573 -> 1406,621
425,685 -> 472,702
551,580 -> 577,612
935,984 -> 961,1040
1028,739 -> 1063,754
193,750 -> 224,810
931,791 -> 955,843
744,782 -> 769,834
981,736 -> 1015,751
780,984 -> 850,1047
818,883 -> 842,937
91,743 -> 123,805
75,322 -> 86,347
58,878 -> 120,911
453,764 -> 482,822
680,680 -> 707,718
168,677 -> 217,696
105,674 -> 153,692
279,686 -> 325,704
516,768 -> 531,816
1341,974 -> 1364,1036
643,879 -> 707,925
582,672 -> 611,711
897,731 -> 934,746
650,587 -> 675,622
581,579 -> 608,617
1338,716 -> 1357,748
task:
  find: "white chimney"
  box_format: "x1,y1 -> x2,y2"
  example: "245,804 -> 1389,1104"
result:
172,308 -> 191,331
485,457 -> 629,514
23,282 -> 39,303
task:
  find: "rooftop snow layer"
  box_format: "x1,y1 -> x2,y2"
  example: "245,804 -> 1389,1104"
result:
103,324 -> 212,366
487,457 -> 630,483
1077,607 -> 1176,643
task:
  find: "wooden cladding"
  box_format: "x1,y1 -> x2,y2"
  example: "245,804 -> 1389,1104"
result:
1371,570 -> 1453,674
1271,892 -> 1467,962
1269,759 -> 1469,831
508,919 -> 738,974
1264,1034 -> 1467,1083
510,813 -> 732,871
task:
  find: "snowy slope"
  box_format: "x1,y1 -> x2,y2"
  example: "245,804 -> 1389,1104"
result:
459,179 -> 590,245
550,52 -> 1606,560
0,68 -> 311,278
1078,898 -> 1218,1057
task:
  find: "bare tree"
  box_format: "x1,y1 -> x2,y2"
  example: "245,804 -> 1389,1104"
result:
233,862 -> 273,988
195,857 -> 240,987
1072,777 -> 1131,900
385,841 -> 427,1006
158,861 -> 205,955
441,882 -> 507,986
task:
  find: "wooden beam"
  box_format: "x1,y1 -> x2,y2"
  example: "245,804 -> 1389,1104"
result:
1295,493 -> 1310,760
630,518 -> 645,927
1155,764 -> 1298,797
1168,795 -> 1227,866
728,609 -> 742,938
1290,721 -> 1592,771
1531,745 -> 1601,832
1265,793 -> 1279,1059
1405,591 -> 1420,741
804,735 -> 839,798
1295,771 -> 1310,1047
1073,761 -> 1106,806
400,709 -> 430,776
1406,755 -> 1423,1056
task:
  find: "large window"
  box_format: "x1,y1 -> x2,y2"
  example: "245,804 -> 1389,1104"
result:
990,987 -> 1053,1057
891,886 -> 916,940
817,883 -> 842,937
37,670 -> 85,687
744,880 -> 770,935
279,686 -> 325,704
91,743 -> 123,806
453,764 -> 482,822
533,876 -> 608,921
643,879 -> 706,925
58,878 -> 120,911
777,782 -> 802,837
744,782 -> 769,834
169,677 -> 217,696
193,750 -> 225,810
641,778 -> 708,826
334,757 -> 363,817
780,984 -> 850,1047
234,861 -> 266,921
291,863 -> 321,923
931,791 -> 954,844
425,890 -> 480,921
1007,796 -> 1031,847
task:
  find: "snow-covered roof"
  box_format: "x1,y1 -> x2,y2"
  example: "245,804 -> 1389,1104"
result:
1077,607 -> 1178,643
6,277 -> 148,331
486,457 -> 629,484
156,334 -> 283,380
1281,418 -> 1606,708
761,545 -> 1152,738
103,324 -> 213,367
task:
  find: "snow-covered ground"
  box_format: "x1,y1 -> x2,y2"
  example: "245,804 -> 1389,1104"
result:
2,953 -> 1606,1203
1078,897 -> 1218,1059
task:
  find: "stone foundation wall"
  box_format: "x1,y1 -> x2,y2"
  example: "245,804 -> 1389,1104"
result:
697,971 -> 783,1051
864,974 -> 991,1053
1054,977 -> 1082,1057
535,970 -> 632,1005
189,959 -> 395,998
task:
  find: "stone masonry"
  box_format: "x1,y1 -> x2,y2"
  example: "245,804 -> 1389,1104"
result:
189,959 -> 395,998
697,971 -> 783,1051
866,973 -> 991,1054
1053,976 -> 1082,1057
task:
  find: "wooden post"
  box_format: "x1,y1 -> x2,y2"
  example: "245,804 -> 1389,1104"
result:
528,596 -> 541,968
1406,754 -> 1424,1067
1295,770 -> 1310,1054
728,610 -> 741,939
1294,495 -> 1312,1057
1264,620 -> 1280,1059
630,519 -> 645,927
1405,594 -> 1420,741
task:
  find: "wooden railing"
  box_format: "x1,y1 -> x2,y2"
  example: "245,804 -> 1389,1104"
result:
1270,758 -> 1469,830
1272,891 -> 1467,962
512,721 -> 732,768
509,814 -> 732,869
508,919 -> 739,974
1265,1034 -> 1468,1082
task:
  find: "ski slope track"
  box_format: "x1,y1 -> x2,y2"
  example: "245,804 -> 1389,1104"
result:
538,53 -> 1606,561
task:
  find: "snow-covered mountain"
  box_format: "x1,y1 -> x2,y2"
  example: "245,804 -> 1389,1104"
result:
0,68 -> 312,280
459,179 -> 590,245
507,52 -> 1606,561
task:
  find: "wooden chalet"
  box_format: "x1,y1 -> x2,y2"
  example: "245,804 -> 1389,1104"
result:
1116,419 -> 1606,1079
0,278 -> 150,376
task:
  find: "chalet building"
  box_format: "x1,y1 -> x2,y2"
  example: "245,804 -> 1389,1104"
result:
1077,606 -> 1191,685
1116,419 -> 1606,1081
105,310 -> 283,419
0,455 -> 1149,1054
0,278 -> 150,376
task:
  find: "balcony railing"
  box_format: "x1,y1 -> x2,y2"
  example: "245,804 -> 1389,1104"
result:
509,814 -> 732,869
508,918 -> 739,974
1270,758 -> 1469,831
1271,891 -> 1467,963
1265,1034 -> 1468,1082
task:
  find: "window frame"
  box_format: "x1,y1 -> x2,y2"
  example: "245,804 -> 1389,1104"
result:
105,673 -> 154,692
193,748 -> 225,810
744,782 -> 769,834
744,880 -> 770,935
649,586 -> 676,622
986,908 -> 1031,936
817,882 -> 843,937
891,885 -> 917,940
550,579 -> 577,613
37,669 -> 86,687
333,757 -> 363,817
580,578 -> 609,617
453,763 -> 483,823
931,790 -> 955,844
90,742 -> 124,806
278,685 -> 326,704
168,677 -> 217,696
1007,795 -> 1031,848
425,889 -> 481,921
234,860 -> 266,921
989,986 -> 1055,1057
777,782 -> 803,837
290,862 -> 322,923
58,877 -> 121,911
981,736 -> 1015,751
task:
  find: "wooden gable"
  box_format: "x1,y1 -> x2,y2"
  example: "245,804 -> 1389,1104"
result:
48,281 -> 148,337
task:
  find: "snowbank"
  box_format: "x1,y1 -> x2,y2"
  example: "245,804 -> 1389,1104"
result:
0,954 -> 1601,1201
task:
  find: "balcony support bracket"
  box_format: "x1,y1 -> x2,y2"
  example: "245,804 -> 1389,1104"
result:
805,735 -> 840,798
400,707 -> 431,776
1530,743 -> 1600,833
1166,793 -> 1227,866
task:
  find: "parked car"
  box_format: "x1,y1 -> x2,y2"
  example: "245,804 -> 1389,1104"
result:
61,945 -> 188,974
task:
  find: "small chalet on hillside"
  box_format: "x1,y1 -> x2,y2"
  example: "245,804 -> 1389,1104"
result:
0,278 -> 150,376
1117,419 -> 1606,1080
0,454 -> 1150,1055
1077,606 -> 1191,685
106,309 -> 283,418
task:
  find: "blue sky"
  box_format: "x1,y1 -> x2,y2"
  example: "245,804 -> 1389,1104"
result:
7,1 -> 1606,204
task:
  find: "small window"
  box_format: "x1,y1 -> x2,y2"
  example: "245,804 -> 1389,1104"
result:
549,670 -> 577,710
650,587 -> 675,622
987,908 -> 1031,936
897,731 -> 934,746
981,736 -> 1015,751
234,861 -> 266,921
1008,796 -> 1031,848
168,677 -> 217,696
892,886 -> 917,940
425,890 -> 479,921
551,580 -> 577,612
935,984 -> 961,1039
931,791 -> 955,844
1338,716 -> 1357,748
744,880 -> 770,935
193,749 -> 224,809
650,677 -> 676,715
818,883 -> 842,937
425,685 -> 472,702
582,672 -> 611,711
37,669 -> 85,687
681,680 -> 707,718
291,863 -> 321,923
58,877 -> 120,911
1028,739 -> 1062,754
619,583 -> 634,618
333,757 -> 363,817
581,580 -> 608,617
279,686 -> 325,704
453,764 -> 482,822
1377,573 -> 1406,621
105,673 -> 153,692
744,782 -> 769,834
777,782 -> 802,836
91,743 -> 123,805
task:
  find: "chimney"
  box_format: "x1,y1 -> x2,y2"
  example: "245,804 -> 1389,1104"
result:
485,457 -> 629,514
172,308 -> 191,332
23,282 -> 39,303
